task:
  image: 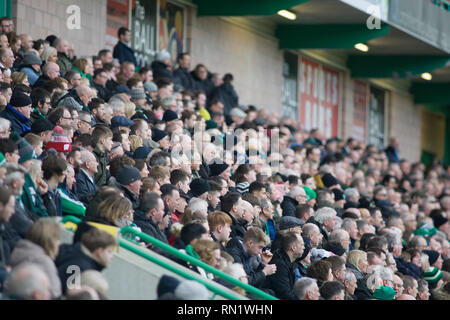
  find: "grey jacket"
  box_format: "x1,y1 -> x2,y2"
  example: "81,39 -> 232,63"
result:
9,239 -> 62,298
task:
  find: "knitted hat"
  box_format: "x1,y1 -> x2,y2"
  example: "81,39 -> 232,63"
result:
162,110 -> 178,122
230,107 -> 246,119
372,286 -> 396,300
0,152 -> 5,167
209,161 -> 229,176
130,88 -> 146,101
174,280 -> 209,300
133,146 -> 152,160
303,186 -> 317,201
323,241 -> 346,256
189,178 -> 211,197
423,249 -> 440,266
10,131 -> 36,164
45,126 -> 72,153
279,216 -> 304,231
60,96 -> 82,111
10,90 -> 32,108
117,165 -> 142,186
152,128 -> 168,143
423,266 -> 443,284
31,118 -> 54,134
21,51 -> 42,66
430,212 -> 449,229
111,115 -> 134,128
205,120 -> 218,130
155,49 -> 171,62
157,275 -> 181,299
143,81 -> 158,93
332,188 -> 344,201
322,173 -> 339,188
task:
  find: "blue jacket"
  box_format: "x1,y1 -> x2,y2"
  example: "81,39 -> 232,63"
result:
75,170 -> 98,205
0,104 -> 31,135
113,41 -> 137,65
20,66 -> 40,86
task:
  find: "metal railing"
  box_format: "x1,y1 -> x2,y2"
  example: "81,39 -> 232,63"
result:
60,215 -> 278,300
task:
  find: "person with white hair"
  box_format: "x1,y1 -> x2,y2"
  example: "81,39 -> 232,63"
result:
188,197 -> 208,219
0,117 -> 11,139
3,263 -> 52,300
313,207 -> 338,241
74,150 -> 98,203
281,185 -> 307,217
293,277 -> 320,300
344,188 -> 360,209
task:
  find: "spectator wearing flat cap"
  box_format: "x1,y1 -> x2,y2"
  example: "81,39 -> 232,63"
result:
271,216 -> 304,253
0,90 -> 33,135
133,146 -> 152,161
111,115 -> 134,132
19,52 -> 42,86
229,107 -> 247,127
116,165 -> 142,210
130,88 -> 147,110
152,128 -> 170,152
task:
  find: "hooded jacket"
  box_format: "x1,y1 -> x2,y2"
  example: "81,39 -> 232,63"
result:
9,239 -> 62,298
280,196 -> 298,218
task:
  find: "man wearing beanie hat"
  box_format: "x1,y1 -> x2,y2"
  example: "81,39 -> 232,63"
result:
12,133 -> 36,167
30,118 -> 54,145
117,165 -> 142,209
372,286 -> 396,300
130,88 -> 147,108
45,126 -> 72,154
189,178 -> 211,199
423,266 -> 443,289
422,249 -> 443,269
162,109 -> 178,123
151,49 -> 173,82
209,161 -> 230,178
152,128 -> 170,151
429,210 -> 449,236
0,90 -> 32,135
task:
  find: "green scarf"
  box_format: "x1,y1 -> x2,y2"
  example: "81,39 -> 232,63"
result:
185,245 -> 199,259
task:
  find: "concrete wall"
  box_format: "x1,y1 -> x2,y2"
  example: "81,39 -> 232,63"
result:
12,0 -> 107,57
388,91 -> 422,162
187,8 -> 283,114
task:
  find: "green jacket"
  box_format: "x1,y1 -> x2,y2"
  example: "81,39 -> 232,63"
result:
21,173 -> 48,217
56,52 -> 72,75
93,146 -> 108,187
57,188 -> 86,217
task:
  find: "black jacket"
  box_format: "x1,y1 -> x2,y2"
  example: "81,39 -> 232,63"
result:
119,184 -> 140,210
151,60 -> 173,81
208,82 -> 238,116
264,250 -> 298,300
191,71 -> 215,97
32,74 -> 51,88
280,196 -> 298,218
113,41 -> 137,65
55,242 -> 105,294
9,200 -> 34,238
0,222 -> 21,266
0,104 -> 31,135
346,262 -> 372,300
92,82 -> 112,102
225,237 -> 266,289
226,212 -> 247,241
173,67 -> 196,91
198,161 -> 211,179
133,210 -> 168,244
75,170 -> 98,205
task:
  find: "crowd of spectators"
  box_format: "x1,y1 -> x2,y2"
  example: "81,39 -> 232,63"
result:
0,18 -> 448,300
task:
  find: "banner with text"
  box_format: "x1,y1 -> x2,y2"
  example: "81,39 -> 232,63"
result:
131,0 -> 158,68
299,57 -> 340,139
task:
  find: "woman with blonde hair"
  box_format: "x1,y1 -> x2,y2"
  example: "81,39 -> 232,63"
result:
90,195 -> 132,227
72,58 -> 93,81
192,239 -> 221,279
124,101 -> 136,119
11,71 -> 29,87
22,159 -> 49,217
41,46 -> 57,64
129,135 -> 143,153
9,219 -> 63,298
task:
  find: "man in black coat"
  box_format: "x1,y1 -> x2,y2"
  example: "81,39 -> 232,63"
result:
134,192 -> 168,244
75,150 -> 98,204
265,232 -> 304,300
173,53 -> 196,91
113,27 -> 137,65
208,73 -> 238,117
281,186 -> 307,217
116,165 -> 142,210
151,49 -> 173,82
225,227 -> 277,290
0,90 -> 33,135
220,192 -> 247,240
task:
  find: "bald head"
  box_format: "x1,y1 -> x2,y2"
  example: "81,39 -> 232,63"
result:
241,200 -> 254,224
19,34 -> 33,52
397,294 -> 415,300
43,62 -> 60,79
54,37 -> 69,55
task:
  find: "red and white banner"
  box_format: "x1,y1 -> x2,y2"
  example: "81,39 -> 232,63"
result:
353,80 -> 368,143
299,57 -> 340,139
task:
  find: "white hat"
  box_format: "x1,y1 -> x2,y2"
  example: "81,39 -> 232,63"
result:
174,280 -> 210,300
230,107 -> 247,118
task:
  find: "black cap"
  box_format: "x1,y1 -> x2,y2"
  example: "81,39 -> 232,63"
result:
279,216 -> 304,231
152,128 -> 168,142
209,161 -> 229,177
133,146 -> 152,160
322,173 -> 339,188
324,241 -> 346,256
111,115 -> 135,128
10,90 -> 32,108
162,110 -> 178,122
117,165 -> 142,185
